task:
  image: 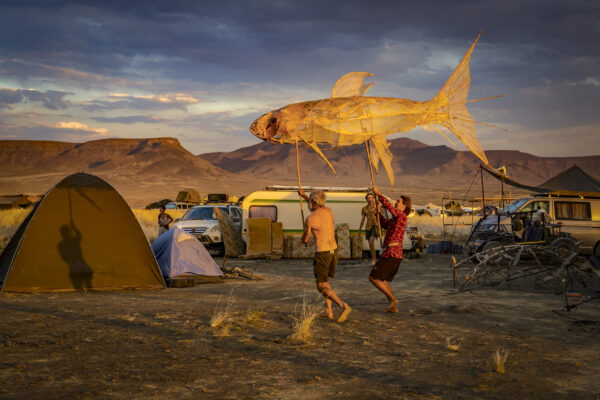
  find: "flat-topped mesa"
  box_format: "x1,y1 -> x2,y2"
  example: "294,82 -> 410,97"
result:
0,137 -> 227,178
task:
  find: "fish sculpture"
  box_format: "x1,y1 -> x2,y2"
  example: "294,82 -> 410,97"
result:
250,32 -> 497,186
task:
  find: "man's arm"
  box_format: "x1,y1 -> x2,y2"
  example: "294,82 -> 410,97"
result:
298,188 -> 309,203
302,215 -> 312,244
373,186 -> 400,217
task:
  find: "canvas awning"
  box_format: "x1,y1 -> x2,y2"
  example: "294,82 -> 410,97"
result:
480,164 -> 600,198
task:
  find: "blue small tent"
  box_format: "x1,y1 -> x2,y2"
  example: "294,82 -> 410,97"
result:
151,229 -> 223,278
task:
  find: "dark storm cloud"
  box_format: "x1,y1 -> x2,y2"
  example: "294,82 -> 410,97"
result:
1,0 -> 597,87
0,88 -> 72,110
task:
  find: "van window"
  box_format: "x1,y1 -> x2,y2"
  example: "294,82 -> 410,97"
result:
230,207 -> 241,220
520,201 -> 549,214
249,205 -> 277,222
555,201 -> 591,221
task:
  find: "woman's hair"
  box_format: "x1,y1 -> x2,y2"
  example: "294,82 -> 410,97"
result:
400,195 -> 412,213
310,190 -> 326,207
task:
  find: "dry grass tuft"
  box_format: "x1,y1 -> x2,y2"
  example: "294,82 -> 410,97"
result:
210,291 -> 235,336
244,308 -> 265,325
0,209 -> 30,252
289,294 -> 324,343
445,336 -> 462,352
493,348 -> 510,374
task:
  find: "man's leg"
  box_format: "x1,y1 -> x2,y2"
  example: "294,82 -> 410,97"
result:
369,276 -> 398,313
316,282 -> 351,322
317,281 -> 344,308
369,236 -> 376,266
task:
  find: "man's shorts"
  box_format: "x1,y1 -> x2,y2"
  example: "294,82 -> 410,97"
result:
314,249 -> 339,283
369,257 -> 402,281
365,226 -> 379,240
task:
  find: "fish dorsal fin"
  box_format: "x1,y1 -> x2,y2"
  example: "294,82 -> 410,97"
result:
331,72 -> 375,98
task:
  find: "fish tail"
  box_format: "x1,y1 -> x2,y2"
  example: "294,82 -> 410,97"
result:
430,31 -> 490,165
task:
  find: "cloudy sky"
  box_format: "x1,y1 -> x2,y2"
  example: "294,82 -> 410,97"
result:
0,0 -> 598,157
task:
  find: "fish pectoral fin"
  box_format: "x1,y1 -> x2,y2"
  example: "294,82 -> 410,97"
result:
368,139 -> 381,175
303,140 -> 338,176
370,136 -> 394,186
331,72 -> 375,98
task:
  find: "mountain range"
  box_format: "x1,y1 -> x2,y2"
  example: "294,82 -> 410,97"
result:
1,136 -> 598,207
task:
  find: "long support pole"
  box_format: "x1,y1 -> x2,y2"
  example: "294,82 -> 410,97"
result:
365,140 -> 383,247
295,141 -> 305,227
480,165 -> 486,217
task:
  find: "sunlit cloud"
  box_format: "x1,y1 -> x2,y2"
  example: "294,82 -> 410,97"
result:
91,115 -> 167,124
79,93 -> 203,112
48,121 -> 109,135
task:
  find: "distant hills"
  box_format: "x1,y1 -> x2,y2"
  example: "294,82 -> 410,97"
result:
0,137 -> 226,179
199,137 -> 600,187
1,136 -> 599,207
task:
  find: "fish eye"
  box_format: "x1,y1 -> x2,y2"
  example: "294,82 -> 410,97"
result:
268,117 -> 277,125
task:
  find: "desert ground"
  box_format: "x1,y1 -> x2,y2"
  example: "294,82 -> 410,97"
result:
1,255 -> 599,400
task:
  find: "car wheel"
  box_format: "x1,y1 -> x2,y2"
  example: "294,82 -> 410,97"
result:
550,237 -> 578,258
593,242 -> 600,257
482,241 -> 501,251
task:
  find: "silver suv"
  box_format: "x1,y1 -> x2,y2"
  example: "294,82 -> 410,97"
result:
173,204 -> 242,255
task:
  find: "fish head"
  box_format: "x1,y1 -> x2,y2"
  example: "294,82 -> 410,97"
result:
250,110 -> 286,143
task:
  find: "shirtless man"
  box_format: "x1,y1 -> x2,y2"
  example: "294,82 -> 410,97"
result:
299,188 -> 352,322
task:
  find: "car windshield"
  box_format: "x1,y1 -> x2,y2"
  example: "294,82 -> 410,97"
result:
165,203 -> 176,209
501,198 -> 529,214
183,206 -> 227,221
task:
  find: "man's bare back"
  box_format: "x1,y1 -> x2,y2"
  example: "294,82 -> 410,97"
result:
305,206 -> 337,252
299,189 -> 351,323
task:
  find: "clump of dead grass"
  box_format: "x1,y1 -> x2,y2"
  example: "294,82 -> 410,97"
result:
210,291 -> 235,336
0,209 -> 30,252
244,308 -> 265,325
289,294 -> 324,343
493,348 -> 510,374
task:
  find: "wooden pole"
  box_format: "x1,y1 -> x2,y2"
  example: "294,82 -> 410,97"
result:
480,165 -> 486,217
441,191 -> 446,240
365,140 -> 383,247
295,141 -> 305,227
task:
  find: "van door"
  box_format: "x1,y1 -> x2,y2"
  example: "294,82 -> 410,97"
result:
514,200 -> 549,236
553,200 -> 594,253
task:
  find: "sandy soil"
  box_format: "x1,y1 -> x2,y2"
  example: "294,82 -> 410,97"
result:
1,255 -> 599,400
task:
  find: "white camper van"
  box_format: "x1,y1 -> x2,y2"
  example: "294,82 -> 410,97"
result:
240,186 -> 392,254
